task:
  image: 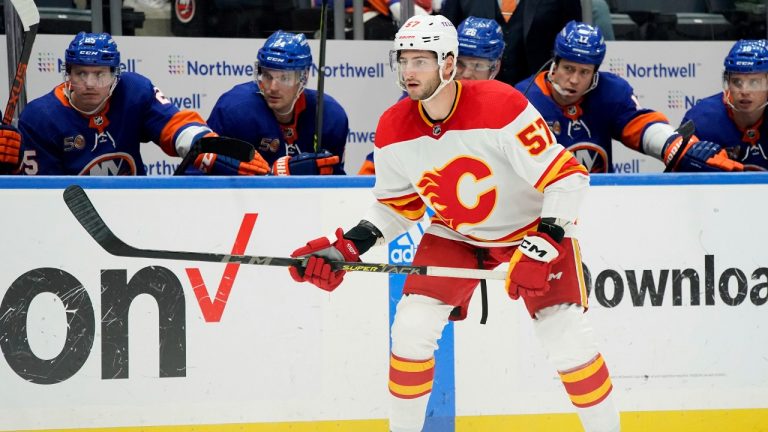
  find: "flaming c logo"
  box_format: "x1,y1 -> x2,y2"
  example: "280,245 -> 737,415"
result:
417,157 -> 497,230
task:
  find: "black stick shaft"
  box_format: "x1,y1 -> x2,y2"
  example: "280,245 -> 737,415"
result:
314,0 -> 328,152
63,185 -> 508,280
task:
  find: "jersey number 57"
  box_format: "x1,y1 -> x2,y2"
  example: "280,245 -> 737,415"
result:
516,118 -> 554,156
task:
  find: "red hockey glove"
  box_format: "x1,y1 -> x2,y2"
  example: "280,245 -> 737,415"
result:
194,151 -> 270,175
289,228 -> 360,292
506,232 -> 565,300
0,124 -> 22,173
662,134 -> 743,172
272,150 -> 340,175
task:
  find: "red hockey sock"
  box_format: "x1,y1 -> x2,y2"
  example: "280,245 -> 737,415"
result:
558,353 -> 614,408
388,354 -> 435,399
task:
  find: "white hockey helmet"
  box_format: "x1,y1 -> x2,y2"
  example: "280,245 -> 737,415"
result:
390,15 -> 459,100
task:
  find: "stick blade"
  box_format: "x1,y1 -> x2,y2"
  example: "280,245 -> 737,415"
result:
197,136 -> 255,162
63,185 -> 125,254
676,119 -> 695,140
8,0 -> 39,30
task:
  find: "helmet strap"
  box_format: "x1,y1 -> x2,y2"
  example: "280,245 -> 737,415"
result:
64,74 -> 118,116
723,88 -> 768,114
547,62 -> 599,99
261,70 -> 308,119
420,55 -> 457,103
488,60 -> 501,80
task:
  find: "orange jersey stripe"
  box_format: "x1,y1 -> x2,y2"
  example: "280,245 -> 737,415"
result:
545,155 -> 590,187
534,149 -> 588,192
54,83 -> 70,106
534,71 -> 551,96
357,160 -> 375,175
378,192 -> 426,221
621,112 -> 670,151
159,110 -> 207,156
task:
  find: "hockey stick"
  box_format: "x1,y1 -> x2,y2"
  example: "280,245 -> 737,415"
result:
3,0 -> 40,125
663,120 -> 695,173
313,0 -> 328,152
173,136 -> 256,175
62,185 -> 507,280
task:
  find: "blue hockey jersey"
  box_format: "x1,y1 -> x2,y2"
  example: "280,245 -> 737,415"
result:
515,71 -> 670,173
682,93 -> 768,171
207,83 -> 349,174
18,72 -> 211,175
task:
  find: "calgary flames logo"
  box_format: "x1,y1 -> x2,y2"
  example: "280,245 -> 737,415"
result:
417,156 -> 497,230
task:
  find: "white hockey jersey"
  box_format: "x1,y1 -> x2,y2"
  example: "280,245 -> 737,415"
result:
363,79 -> 590,246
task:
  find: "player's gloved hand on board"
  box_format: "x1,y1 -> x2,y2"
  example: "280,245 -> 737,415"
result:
506,232 -> 564,299
272,150 -> 340,175
289,228 -> 360,292
0,124 -> 22,174
194,151 -> 270,175
662,134 -> 743,172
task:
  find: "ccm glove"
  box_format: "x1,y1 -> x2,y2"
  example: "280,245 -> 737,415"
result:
662,135 -> 743,172
289,228 -> 361,292
0,124 -> 22,173
194,152 -> 270,175
506,232 -> 565,300
272,150 -> 340,175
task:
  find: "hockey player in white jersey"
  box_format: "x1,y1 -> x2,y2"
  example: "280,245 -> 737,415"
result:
289,15 -> 620,432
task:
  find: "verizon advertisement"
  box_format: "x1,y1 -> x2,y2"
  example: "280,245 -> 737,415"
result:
0,176 -> 767,431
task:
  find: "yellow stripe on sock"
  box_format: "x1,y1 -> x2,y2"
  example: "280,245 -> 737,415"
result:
390,355 -> 434,372
559,354 -> 604,383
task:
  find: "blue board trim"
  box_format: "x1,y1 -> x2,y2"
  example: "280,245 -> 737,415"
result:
1,172 -> 767,189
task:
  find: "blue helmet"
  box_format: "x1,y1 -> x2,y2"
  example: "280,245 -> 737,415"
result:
65,32 -> 120,71
257,31 -> 312,71
553,21 -> 606,66
724,39 -> 768,74
457,16 -> 505,61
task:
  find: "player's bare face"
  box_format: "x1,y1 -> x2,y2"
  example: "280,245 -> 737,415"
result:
456,56 -> 495,80
397,51 -> 441,100
725,72 -> 768,112
550,59 -> 596,105
258,68 -> 303,114
67,65 -> 115,112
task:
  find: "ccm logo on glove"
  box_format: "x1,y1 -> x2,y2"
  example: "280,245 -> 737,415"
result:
506,232 -> 565,299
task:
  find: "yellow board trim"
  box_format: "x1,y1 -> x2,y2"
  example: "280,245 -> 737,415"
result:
8,409 -> 768,432
457,409 -> 768,432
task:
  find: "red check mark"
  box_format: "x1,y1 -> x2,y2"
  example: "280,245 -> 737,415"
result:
186,213 -> 258,322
